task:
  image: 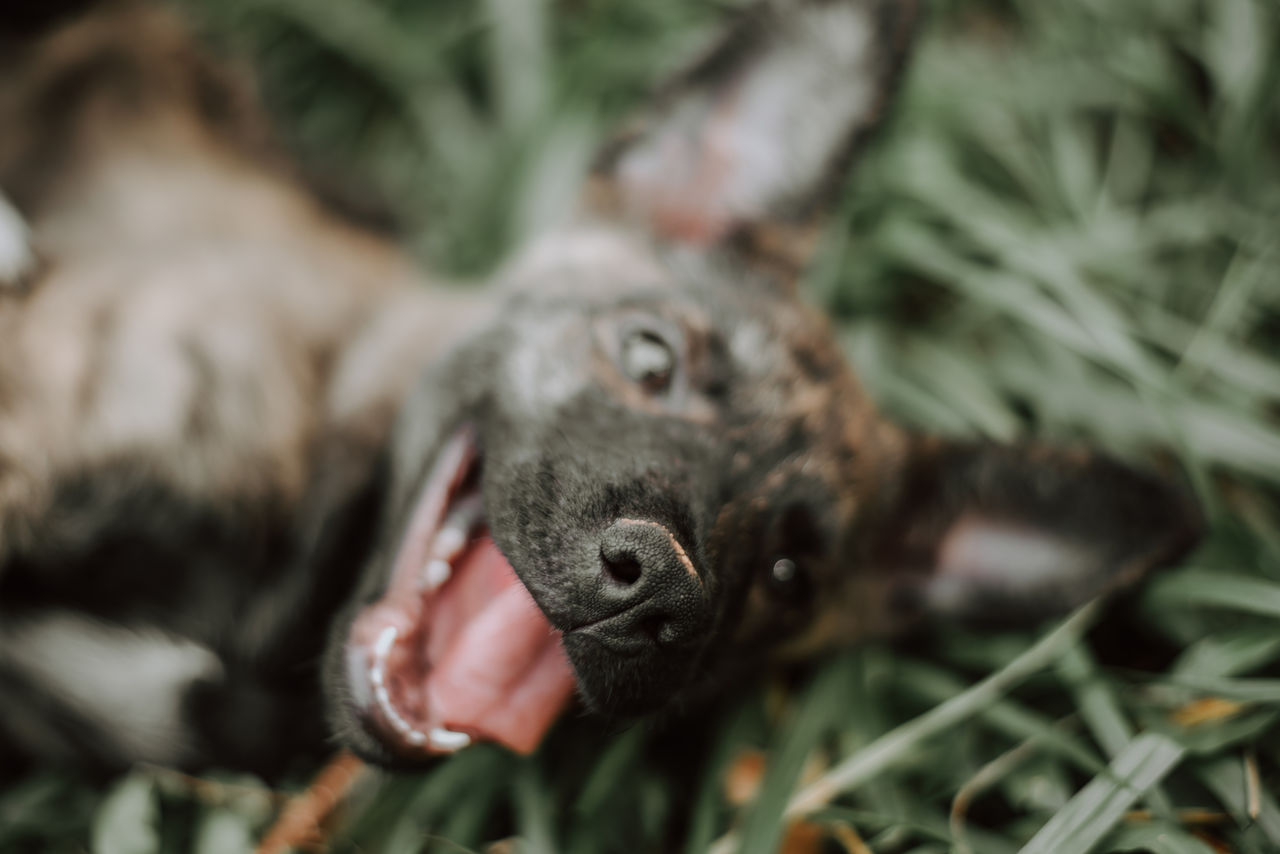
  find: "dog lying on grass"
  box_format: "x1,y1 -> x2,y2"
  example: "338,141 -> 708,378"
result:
0,0 -> 1200,776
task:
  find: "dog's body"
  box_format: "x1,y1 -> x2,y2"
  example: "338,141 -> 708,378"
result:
0,5 -> 458,770
0,0 -> 1199,775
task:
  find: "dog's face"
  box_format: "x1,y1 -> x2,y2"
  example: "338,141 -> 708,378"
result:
418,235 -> 887,703
328,232 -> 891,761
324,0 -> 1200,765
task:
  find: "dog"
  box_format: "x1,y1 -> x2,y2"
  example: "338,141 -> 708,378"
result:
0,0 -> 1200,776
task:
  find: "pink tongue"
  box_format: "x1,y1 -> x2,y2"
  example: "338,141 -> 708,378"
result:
424,538 -> 577,754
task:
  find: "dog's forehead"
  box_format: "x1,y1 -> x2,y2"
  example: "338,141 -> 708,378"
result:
498,220 -> 882,479
500,223 -> 809,318
499,225 -> 671,300
508,222 -> 868,393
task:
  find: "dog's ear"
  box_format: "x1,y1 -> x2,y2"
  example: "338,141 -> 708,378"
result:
591,0 -> 917,258
868,439 -> 1203,624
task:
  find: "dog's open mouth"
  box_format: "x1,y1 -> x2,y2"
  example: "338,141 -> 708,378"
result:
346,427 -> 577,758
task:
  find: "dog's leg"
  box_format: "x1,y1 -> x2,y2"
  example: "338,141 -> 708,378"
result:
0,612 -> 223,767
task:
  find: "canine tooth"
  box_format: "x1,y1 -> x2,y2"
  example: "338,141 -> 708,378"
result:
373,625 -> 397,658
419,559 -> 452,592
432,526 -> 467,560
428,727 -> 472,752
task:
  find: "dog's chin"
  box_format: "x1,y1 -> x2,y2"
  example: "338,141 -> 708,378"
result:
561,632 -> 697,718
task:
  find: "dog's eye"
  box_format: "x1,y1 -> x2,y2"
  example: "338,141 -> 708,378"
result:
767,557 -> 812,605
620,330 -> 675,394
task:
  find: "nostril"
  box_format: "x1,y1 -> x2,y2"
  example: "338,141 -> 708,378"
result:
637,614 -> 667,644
595,519 -> 707,650
601,550 -> 643,586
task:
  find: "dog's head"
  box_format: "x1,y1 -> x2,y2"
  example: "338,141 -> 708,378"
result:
326,0 -> 1200,765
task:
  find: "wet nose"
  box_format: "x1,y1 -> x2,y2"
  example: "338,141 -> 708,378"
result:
591,518 -> 708,650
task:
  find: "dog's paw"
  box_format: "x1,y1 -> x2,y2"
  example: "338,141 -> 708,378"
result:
0,194 -> 37,291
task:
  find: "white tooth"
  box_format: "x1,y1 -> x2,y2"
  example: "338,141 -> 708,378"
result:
444,494 -> 485,533
428,727 -> 472,752
432,526 -> 467,560
419,559 -> 452,592
370,626 -> 431,747
373,625 -> 397,663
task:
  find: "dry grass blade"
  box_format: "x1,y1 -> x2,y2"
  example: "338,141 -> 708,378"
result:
1123,808 -> 1232,827
950,733 -> 1048,854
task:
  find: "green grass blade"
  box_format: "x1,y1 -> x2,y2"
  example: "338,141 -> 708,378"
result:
1145,570 -> 1280,619
1102,822 -> 1218,854
91,774 -> 159,854
710,602 -> 1102,854
1018,733 -> 1186,854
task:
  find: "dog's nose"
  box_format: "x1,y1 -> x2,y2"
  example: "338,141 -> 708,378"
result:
591,518 -> 707,650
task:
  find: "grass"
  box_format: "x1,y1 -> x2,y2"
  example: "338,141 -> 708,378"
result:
4,0 -> 1280,851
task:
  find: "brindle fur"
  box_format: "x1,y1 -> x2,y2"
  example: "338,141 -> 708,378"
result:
0,0 -> 1199,774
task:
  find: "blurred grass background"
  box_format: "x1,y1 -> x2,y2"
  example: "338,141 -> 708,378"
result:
3,0 -> 1280,852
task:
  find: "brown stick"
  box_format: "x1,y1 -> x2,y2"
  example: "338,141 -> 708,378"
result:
255,751 -> 369,854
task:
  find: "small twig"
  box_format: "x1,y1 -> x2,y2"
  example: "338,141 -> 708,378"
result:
256,751 -> 370,854
708,601 -> 1101,854
137,763 -> 287,808
1123,808 -> 1232,826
